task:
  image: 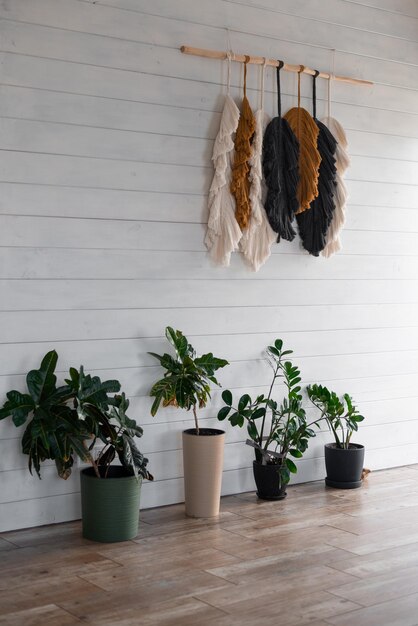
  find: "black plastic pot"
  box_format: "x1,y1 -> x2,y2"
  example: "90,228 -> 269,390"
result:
324,443 -> 365,489
253,461 -> 287,500
80,466 -> 142,542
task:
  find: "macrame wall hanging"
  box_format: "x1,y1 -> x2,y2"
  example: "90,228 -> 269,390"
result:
296,71 -> 338,256
263,61 -> 299,242
231,56 -> 256,230
240,59 -> 277,271
188,45 -> 370,270
321,75 -> 350,258
284,67 -> 321,214
205,53 -> 241,266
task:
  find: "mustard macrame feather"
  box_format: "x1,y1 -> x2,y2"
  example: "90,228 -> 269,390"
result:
231,95 -> 256,230
284,106 -> 321,214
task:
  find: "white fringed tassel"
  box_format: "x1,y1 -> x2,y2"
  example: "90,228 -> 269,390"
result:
205,93 -> 242,266
321,73 -> 350,258
240,109 -> 276,271
240,62 -> 276,272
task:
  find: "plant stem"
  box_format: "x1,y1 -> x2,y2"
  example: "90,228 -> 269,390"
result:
260,363 -> 280,448
83,440 -> 101,478
193,405 -> 200,435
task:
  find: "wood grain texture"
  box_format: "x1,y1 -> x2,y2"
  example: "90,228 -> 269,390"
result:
0,0 -> 417,532
1,468 -> 418,624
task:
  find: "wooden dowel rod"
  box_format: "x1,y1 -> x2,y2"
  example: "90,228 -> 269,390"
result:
180,45 -> 373,86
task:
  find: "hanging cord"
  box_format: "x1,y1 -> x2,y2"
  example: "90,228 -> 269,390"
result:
243,54 -> 250,98
327,49 -> 336,118
276,60 -> 284,118
312,69 -> 320,119
226,50 -> 232,94
260,57 -> 267,112
297,64 -> 304,139
327,72 -> 335,118
297,65 -> 304,108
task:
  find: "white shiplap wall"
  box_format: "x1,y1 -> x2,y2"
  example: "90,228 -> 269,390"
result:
0,0 -> 418,532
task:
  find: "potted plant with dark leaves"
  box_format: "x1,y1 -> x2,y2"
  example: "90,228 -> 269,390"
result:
218,339 -> 320,500
149,327 -> 228,518
307,384 -> 365,489
0,350 -> 153,542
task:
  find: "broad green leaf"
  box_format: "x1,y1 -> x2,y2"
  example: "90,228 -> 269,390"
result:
251,407 -> 266,420
121,435 -> 153,481
148,352 -> 178,370
286,458 -> 298,474
247,421 -> 258,440
0,390 -> 35,426
195,353 -> 228,374
238,394 -> 251,412
78,376 -> 120,407
230,412 -> 244,428
222,389 -> 233,406
26,350 -> 58,403
217,406 -> 231,421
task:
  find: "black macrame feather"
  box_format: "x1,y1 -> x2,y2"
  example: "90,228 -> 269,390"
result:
262,62 -> 299,242
297,74 -> 337,256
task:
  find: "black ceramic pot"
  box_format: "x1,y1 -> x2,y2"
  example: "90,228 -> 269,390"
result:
324,443 -> 365,489
253,461 -> 287,500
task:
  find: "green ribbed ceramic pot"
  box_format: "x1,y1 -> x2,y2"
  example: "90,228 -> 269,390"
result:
80,466 -> 142,542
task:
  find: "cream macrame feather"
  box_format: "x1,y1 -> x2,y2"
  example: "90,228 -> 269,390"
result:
205,93 -> 242,266
321,76 -> 350,258
240,109 -> 276,271
240,63 -> 276,272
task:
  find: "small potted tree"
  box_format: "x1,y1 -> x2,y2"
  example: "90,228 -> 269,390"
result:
149,327 -> 228,518
0,350 -> 153,542
307,384 -> 365,489
218,339 -> 320,499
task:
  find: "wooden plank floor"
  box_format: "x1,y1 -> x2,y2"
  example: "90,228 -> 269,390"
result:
2,465 -> 418,625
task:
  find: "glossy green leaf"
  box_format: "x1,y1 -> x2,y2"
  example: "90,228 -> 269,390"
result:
0,390 -> 35,426
238,394 -> 251,412
222,389 -> 233,406
26,350 -> 58,404
217,406 -> 231,421
286,458 -> 298,474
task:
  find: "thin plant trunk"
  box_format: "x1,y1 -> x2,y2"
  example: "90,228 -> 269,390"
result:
193,405 -> 200,435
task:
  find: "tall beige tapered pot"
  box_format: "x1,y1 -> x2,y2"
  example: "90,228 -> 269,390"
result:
182,428 -> 225,518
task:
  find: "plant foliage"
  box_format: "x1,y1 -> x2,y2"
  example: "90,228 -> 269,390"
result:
149,327 -> 228,434
0,351 -> 153,481
217,339 -> 320,484
307,384 -> 364,449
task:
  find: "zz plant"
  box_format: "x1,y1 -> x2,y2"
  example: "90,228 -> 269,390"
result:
307,384 -> 364,449
149,327 -> 228,434
0,350 -> 152,481
218,339 -> 320,485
